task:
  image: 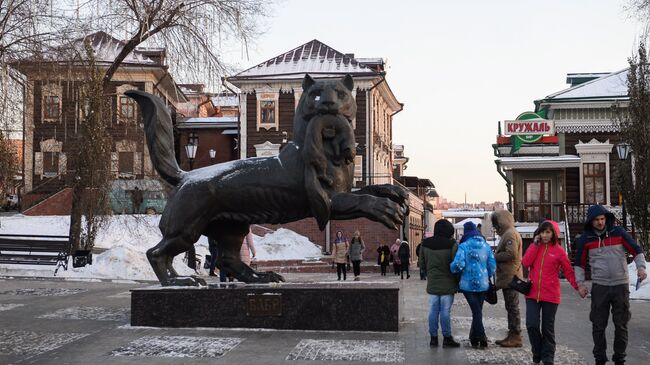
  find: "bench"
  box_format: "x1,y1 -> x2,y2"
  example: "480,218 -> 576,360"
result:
0,234 -> 71,275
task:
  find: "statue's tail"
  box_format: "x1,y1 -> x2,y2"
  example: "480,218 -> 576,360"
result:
126,90 -> 185,186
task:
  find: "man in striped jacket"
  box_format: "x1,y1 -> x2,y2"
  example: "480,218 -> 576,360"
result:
574,204 -> 646,365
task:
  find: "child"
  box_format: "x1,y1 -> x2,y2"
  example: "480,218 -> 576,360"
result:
522,220 -> 580,365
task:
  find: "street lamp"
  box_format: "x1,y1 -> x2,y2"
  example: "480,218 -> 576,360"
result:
185,143 -> 197,170
616,142 -> 632,230
209,148 -> 216,164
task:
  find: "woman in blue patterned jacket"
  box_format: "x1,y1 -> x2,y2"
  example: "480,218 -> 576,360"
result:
450,221 -> 497,348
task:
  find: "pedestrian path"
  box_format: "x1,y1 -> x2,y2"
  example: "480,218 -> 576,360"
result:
0,273 -> 647,364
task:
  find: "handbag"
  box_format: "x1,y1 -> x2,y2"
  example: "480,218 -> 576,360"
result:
509,275 -> 532,295
485,277 -> 498,305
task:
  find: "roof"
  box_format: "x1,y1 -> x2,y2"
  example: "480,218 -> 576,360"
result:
176,116 -> 238,129
211,95 -> 239,107
228,39 -> 381,81
496,155 -> 581,169
541,68 -> 629,102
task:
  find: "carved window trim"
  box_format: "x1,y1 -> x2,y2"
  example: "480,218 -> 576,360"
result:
41,84 -> 63,123
116,84 -> 138,124
34,138 -> 66,179
254,140 -> 281,157
112,139 -> 141,179
256,90 -> 279,131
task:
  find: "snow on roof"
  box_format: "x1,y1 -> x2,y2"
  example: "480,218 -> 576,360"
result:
181,116 -> 238,124
442,210 -> 491,218
544,68 -> 629,101
453,217 -> 483,228
83,31 -> 159,65
211,95 -> 239,107
229,39 -> 380,80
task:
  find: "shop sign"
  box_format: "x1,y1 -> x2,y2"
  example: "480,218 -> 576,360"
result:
504,119 -> 555,136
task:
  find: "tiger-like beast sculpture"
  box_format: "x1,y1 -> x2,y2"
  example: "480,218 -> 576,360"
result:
126,74 -> 408,286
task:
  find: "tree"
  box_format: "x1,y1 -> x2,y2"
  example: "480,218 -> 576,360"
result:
58,0 -> 269,252
620,43 -> 650,254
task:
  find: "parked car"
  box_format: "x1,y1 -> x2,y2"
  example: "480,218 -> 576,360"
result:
109,180 -> 167,214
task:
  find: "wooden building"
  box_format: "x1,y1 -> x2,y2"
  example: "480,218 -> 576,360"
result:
225,39 -> 405,257
494,70 -> 630,239
13,32 -> 187,214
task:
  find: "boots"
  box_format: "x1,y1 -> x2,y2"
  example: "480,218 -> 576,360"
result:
442,336 -> 460,348
498,333 -> 523,348
429,336 -> 438,347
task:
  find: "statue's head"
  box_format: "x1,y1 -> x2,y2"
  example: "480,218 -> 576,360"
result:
294,74 -> 357,145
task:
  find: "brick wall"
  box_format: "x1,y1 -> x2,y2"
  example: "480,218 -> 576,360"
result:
23,188 -> 72,215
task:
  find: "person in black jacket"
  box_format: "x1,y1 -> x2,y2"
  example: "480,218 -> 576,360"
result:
398,240 -> 411,279
377,243 -> 390,276
416,242 -> 426,280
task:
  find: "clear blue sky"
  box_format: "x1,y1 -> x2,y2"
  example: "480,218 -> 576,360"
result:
224,0 -> 644,203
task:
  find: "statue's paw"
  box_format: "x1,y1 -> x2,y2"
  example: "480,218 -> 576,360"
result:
254,271 -> 285,283
162,276 -> 207,287
369,198 -> 405,230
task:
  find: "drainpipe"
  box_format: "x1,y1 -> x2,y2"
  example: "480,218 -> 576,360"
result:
495,159 -> 513,212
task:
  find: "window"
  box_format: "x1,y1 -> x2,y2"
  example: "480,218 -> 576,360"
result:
44,95 -> 60,120
260,101 -> 275,125
43,152 -> 59,176
119,152 -> 134,175
583,163 -> 606,204
524,180 -> 551,222
119,96 -> 136,122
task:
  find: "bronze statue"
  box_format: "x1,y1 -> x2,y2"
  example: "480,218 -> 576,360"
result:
126,74 -> 408,286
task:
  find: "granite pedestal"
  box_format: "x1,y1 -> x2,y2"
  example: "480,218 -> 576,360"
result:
131,282 -> 399,332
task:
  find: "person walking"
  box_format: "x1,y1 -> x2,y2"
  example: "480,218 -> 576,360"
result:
333,231 -> 349,281
491,210 -> 524,348
349,230 -> 365,280
208,237 -> 218,276
398,240 -> 411,279
377,242 -> 390,276
390,238 -> 402,276
523,220 -> 581,365
450,221 -> 496,348
240,228 -> 256,266
416,242 -> 426,280
419,219 -> 461,348
574,205 -> 647,365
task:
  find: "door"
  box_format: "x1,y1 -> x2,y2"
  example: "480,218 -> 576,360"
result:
524,180 -> 551,222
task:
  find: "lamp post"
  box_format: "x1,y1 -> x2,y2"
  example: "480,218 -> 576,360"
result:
209,148 -> 216,164
616,142 -> 632,230
185,143 -> 197,170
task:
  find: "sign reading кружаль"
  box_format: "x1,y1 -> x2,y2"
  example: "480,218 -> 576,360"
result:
503,118 -> 555,136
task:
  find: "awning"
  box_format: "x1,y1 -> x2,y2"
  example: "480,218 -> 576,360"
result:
222,129 -> 238,135
496,155 -> 581,170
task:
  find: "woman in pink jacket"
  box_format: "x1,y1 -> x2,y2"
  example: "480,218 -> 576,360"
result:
522,220 -> 580,365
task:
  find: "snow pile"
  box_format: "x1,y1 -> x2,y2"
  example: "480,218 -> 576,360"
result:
629,260 -> 650,300
254,228 -> 322,261
0,215 -> 321,281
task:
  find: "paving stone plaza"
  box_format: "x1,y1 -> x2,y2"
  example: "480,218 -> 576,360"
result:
1,273 -> 649,364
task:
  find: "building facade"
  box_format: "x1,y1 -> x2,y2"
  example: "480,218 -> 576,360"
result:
494,71 -> 630,239
14,32 -> 187,214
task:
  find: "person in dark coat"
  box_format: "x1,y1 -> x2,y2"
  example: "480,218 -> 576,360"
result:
419,219 -> 460,348
416,242 -> 426,280
208,237 -> 218,276
398,240 -> 411,279
377,242 -> 390,276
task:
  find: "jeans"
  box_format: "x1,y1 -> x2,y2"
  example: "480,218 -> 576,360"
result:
352,260 -> 361,276
503,288 -> 522,335
463,291 -> 487,339
429,294 -> 454,337
208,240 -> 218,273
336,263 -> 347,280
526,299 -> 558,364
591,284 -> 630,364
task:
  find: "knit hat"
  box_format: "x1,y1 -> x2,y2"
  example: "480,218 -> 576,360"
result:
461,221 -> 481,242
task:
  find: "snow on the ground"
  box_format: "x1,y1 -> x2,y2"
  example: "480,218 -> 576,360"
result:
255,228 -> 322,261
0,215 -> 322,281
629,260 -> 650,300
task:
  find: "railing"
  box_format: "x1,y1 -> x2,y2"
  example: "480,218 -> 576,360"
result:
512,202 -> 626,225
